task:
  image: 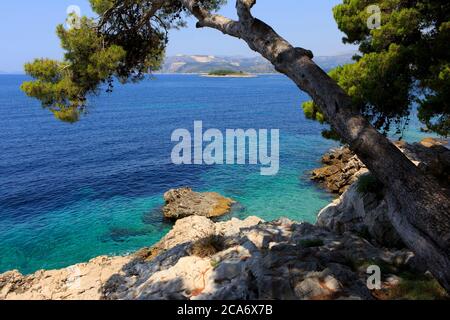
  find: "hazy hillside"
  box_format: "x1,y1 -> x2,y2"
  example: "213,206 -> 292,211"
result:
160,53 -> 355,74
0,54 -> 355,76
314,54 -> 356,71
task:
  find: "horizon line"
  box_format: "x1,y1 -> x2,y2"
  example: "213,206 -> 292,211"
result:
0,51 -> 357,74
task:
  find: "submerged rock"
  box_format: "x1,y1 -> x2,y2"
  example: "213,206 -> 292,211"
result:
162,187 -> 235,220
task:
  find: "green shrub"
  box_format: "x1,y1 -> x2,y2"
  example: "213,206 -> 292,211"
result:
352,258 -> 399,274
208,69 -> 243,76
299,239 -> 324,248
389,272 -> 449,300
357,174 -> 384,198
190,235 -> 226,258
347,259 -> 448,300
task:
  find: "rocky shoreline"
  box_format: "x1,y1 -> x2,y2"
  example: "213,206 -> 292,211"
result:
1,138 -> 448,300
310,137 -> 449,195
2,213 -> 446,300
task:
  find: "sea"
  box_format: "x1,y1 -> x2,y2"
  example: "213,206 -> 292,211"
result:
0,74 -> 434,274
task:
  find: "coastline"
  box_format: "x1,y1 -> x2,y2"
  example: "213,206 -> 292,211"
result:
2,137 -> 448,300
2,204 -> 446,300
152,72 -> 277,76
0,73 -> 336,276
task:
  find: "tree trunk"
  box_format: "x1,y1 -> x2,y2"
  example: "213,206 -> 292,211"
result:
247,23 -> 450,291
181,0 -> 450,291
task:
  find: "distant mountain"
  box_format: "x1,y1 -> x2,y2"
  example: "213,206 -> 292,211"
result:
161,55 -> 275,74
314,53 -> 356,72
160,53 -> 355,74
0,54 -> 354,76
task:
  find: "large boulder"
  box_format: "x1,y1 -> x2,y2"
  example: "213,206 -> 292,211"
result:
317,175 -> 404,248
162,187 -> 235,220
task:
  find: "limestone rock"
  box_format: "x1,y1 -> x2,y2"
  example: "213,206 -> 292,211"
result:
215,216 -> 263,237
162,187 -> 235,220
313,137 -> 449,247
419,137 -> 448,148
317,175 -> 403,248
1,215 -> 444,300
311,138 -> 449,195
104,218 -> 420,300
311,147 -> 368,195
158,215 -> 217,250
0,256 -> 131,300
398,138 -> 450,187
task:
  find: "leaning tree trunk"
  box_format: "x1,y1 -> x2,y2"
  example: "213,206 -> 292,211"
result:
180,0 -> 450,291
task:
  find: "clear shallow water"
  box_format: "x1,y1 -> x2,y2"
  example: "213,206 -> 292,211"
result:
0,74 -> 434,274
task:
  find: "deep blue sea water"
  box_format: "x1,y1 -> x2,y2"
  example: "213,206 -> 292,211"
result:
0,74 -> 434,274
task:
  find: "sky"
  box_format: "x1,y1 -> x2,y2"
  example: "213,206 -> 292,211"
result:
0,1 -> 357,73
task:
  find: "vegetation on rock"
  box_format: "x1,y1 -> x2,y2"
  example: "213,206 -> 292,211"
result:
189,235 -> 227,258
356,174 -> 384,199
207,69 -> 247,76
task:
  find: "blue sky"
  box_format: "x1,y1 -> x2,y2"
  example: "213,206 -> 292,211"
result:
0,1 -> 356,72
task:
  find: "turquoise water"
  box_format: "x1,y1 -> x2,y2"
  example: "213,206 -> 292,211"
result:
0,74 -> 434,274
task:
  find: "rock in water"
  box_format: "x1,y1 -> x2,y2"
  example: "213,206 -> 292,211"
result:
162,187 -> 235,220
315,137 -> 449,248
311,138 -> 449,195
310,147 -> 368,195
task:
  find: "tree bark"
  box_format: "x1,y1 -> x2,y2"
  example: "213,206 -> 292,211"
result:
178,0 -> 450,291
